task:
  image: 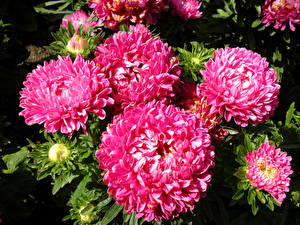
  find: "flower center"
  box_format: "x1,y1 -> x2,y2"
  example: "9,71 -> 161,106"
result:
258,161 -> 278,180
156,140 -> 172,158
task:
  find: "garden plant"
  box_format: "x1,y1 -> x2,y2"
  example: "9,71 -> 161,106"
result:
0,0 -> 300,225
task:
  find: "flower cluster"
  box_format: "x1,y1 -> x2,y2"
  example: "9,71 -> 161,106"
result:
200,47 -> 280,127
245,141 -> 293,204
93,24 -> 181,112
96,101 -> 215,221
260,0 -> 300,31
19,55 -> 114,135
88,0 -> 202,30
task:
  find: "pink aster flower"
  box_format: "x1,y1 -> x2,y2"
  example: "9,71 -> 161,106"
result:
19,55 -> 114,135
174,81 -> 228,140
260,0 -> 300,31
245,141 -> 293,204
200,47 -> 280,127
167,0 -> 202,20
61,10 -> 99,34
88,0 -> 169,30
93,24 -> 181,112
96,101 -> 215,221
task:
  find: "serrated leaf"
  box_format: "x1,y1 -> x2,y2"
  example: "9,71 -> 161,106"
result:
95,197 -> 113,211
247,189 -> 256,205
2,147 -> 29,173
232,190 -> 245,200
98,202 -> 123,225
78,24 -> 85,36
52,173 -> 79,195
244,134 -> 254,152
285,102 -> 295,125
120,24 -> 129,32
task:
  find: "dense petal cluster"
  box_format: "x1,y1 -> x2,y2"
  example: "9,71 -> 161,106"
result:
260,0 -> 300,31
200,47 -> 280,127
96,101 -> 215,221
167,0 -> 202,20
245,141 -> 293,204
174,81 -> 228,139
19,55 -> 114,135
61,10 -> 98,33
88,0 -> 169,30
93,24 -> 181,112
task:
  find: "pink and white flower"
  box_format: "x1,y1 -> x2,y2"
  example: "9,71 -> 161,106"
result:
96,101 -> 215,221
88,0 -> 169,30
61,10 -> 99,34
245,141 -> 293,204
167,0 -> 202,20
19,55 -> 114,135
260,0 -> 300,31
93,24 -> 181,112
200,47 -> 280,127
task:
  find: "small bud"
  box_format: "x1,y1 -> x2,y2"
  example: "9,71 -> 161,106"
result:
48,144 -> 70,162
66,35 -> 88,54
191,57 -> 200,65
79,206 -> 94,223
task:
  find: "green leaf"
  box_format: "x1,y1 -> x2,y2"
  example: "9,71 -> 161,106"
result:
2,147 -> 29,173
266,196 -> 274,211
256,190 -> 266,204
232,190 -> 245,200
98,202 -> 123,225
69,175 -> 91,205
67,20 -> 75,36
251,201 -> 259,215
52,173 -> 79,195
247,189 -> 256,205
285,102 -> 295,125
120,24 -> 130,32
251,19 -> 261,28
129,212 -> 138,225
244,134 -> 254,152
78,24 -> 85,37
95,197 -> 113,211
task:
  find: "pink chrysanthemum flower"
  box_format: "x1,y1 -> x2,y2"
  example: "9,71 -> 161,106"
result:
200,47 -> 280,127
245,141 -> 293,204
260,0 -> 300,31
174,81 -> 228,140
19,55 -> 114,135
88,0 -> 169,30
93,24 -> 181,112
167,0 -> 202,20
96,101 -> 215,221
61,10 -> 98,34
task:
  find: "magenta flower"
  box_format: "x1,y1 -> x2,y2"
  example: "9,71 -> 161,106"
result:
200,47 -> 280,127
96,101 -> 215,221
245,141 -> 293,204
19,55 -> 114,135
167,0 -> 202,20
61,10 -> 98,34
260,0 -> 300,31
93,24 -> 181,112
88,0 -> 169,30
174,81 -> 228,140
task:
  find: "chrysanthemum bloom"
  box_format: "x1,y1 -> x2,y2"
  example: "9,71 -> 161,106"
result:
88,0 -> 169,30
245,141 -> 293,204
66,34 -> 89,54
167,0 -> 202,20
96,101 -> 215,221
19,55 -> 114,135
174,81 -> 228,139
260,0 -> 300,31
94,24 -> 181,112
200,47 -> 280,127
61,10 -> 98,34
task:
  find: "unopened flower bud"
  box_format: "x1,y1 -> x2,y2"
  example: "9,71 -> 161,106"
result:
48,144 -> 70,162
66,35 -> 88,54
